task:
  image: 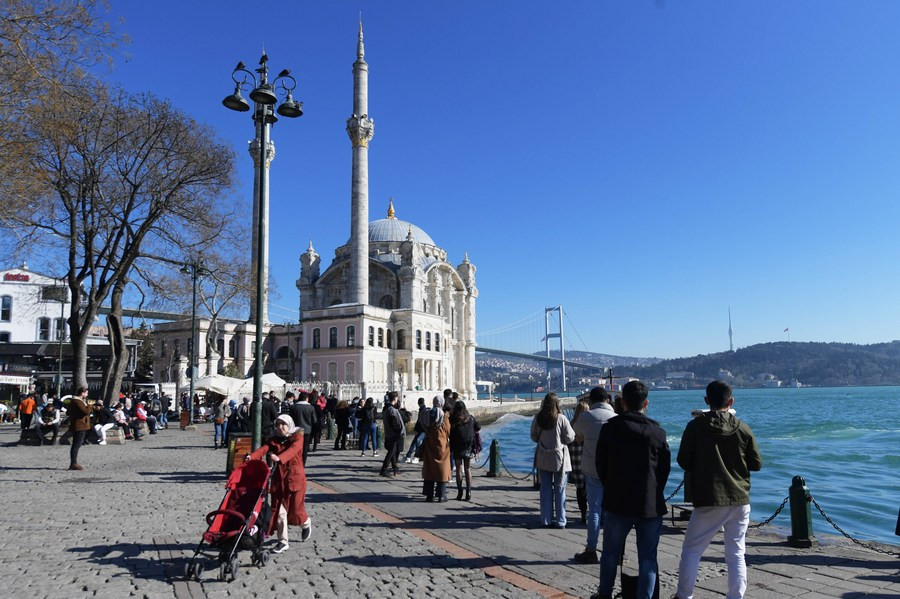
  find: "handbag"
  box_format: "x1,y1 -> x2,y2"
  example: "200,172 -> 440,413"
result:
214,417 -> 224,425
472,430 -> 483,456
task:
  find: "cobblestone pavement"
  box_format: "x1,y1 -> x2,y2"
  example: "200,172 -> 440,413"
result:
1,423 -> 897,599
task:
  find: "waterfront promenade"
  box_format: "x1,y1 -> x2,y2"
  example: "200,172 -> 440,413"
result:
0,424 -> 896,599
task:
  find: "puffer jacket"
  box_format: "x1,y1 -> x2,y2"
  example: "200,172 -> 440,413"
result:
677,410 -> 762,507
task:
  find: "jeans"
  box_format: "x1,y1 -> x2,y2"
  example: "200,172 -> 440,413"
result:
359,422 -> 377,453
584,474 -> 604,550
676,504 -> 751,599
538,469 -> 568,527
69,430 -> 86,466
380,437 -> 404,474
214,420 -> 227,446
158,411 -> 168,428
598,510 -> 662,599
405,431 -> 424,458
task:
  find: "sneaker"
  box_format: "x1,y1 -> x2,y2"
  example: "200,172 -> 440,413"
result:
573,549 -> 599,564
68,464 -> 84,471
411,457 -> 419,464
372,452 -> 379,457
360,451 -> 366,457
403,456 -> 411,463
271,541 -> 289,554
98,441 -> 107,445
301,519 -> 312,542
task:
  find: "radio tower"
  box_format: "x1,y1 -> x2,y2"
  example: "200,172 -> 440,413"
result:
728,307 -> 734,352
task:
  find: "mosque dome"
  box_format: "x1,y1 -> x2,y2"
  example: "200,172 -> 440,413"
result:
366,199 -> 435,246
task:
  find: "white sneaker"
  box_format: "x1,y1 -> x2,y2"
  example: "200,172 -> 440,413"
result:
360,451 -> 366,457
403,457 -> 411,463
412,457 -> 419,464
373,452 -> 379,457
98,441 -> 106,445
272,541 -> 289,554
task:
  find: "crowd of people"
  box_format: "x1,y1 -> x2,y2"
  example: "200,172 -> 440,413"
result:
530,381 -> 761,599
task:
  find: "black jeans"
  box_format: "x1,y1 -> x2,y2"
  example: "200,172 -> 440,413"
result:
334,424 -> 350,450
380,437 -> 404,475
70,430 -> 86,466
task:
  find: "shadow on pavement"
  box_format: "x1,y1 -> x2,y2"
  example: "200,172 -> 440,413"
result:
68,541 -> 193,582
138,471 -> 224,483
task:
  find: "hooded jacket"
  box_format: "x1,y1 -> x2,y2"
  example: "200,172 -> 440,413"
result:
596,411 -> 670,518
677,410 -> 762,507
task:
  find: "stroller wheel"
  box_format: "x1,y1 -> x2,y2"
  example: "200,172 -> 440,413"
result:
195,563 -> 204,581
218,562 -> 227,582
259,550 -> 270,567
183,562 -> 192,581
229,556 -> 239,582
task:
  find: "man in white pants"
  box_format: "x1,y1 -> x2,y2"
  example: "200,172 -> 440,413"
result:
675,381 -> 762,599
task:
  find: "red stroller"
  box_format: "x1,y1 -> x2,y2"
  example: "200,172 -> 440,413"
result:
184,459 -> 273,582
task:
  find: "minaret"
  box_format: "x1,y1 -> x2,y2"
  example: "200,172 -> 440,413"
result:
346,20 -> 374,305
728,307 -> 734,352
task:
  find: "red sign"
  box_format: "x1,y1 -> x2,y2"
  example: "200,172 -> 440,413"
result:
3,273 -> 29,282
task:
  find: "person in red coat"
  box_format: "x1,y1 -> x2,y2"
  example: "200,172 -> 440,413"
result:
246,414 -> 311,554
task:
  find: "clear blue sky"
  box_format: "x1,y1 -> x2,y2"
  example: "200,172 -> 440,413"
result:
101,1 -> 900,359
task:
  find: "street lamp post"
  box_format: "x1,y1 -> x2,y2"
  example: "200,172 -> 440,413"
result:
223,53 -> 303,450
180,258 -> 209,426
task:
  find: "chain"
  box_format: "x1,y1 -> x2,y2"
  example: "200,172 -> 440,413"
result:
474,454 -> 489,470
809,495 -> 900,558
665,479 -> 684,503
498,455 -> 536,481
748,495 -> 789,529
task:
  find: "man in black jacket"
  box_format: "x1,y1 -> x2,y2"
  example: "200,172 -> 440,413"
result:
592,380 -> 670,599
290,391 -> 315,465
379,391 -> 406,477
260,392 -> 279,439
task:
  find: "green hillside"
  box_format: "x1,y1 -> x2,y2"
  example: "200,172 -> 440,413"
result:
618,341 -> 900,387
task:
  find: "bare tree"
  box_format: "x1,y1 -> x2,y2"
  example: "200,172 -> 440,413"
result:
0,79 -> 235,403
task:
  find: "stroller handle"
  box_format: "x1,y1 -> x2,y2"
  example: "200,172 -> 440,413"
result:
206,508 -> 247,526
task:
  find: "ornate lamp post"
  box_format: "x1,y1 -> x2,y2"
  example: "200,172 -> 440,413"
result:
223,53 -> 302,450
180,258 -> 210,426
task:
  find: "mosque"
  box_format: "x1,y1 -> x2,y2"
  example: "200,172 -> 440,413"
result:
151,25 -> 478,403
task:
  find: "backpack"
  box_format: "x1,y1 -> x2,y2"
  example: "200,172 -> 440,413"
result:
400,408 -> 411,424
150,398 -> 162,414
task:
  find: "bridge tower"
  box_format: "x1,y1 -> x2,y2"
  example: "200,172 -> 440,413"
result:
544,305 -> 566,392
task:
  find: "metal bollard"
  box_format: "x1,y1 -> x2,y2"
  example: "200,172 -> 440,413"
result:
326,415 -> 334,440
487,439 -> 501,477
787,475 -> 817,548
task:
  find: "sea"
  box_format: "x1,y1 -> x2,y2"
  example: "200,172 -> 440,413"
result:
478,386 -> 900,546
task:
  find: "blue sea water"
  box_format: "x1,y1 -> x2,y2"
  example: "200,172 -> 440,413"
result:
479,386 -> 900,546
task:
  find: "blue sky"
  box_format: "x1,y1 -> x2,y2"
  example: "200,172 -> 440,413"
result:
100,1 -> 900,359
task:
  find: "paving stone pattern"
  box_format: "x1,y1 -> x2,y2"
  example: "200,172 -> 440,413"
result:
1,423 -> 897,599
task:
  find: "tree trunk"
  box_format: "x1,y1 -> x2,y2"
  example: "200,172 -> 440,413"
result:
100,280 -> 130,406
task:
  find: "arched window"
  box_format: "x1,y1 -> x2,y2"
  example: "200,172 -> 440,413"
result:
327,362 -> 337,381
37,317 -> 51,341
346,325 -> 356,347
345,361 -> 356,381
416,330 -> 422,350
312,328 -> 321,349
438,303 -> 442,316
386,329 -> 392,348
310,362 -> 320,380
228,338 -> 236,357
397,329 -> 406,349
379,295 -> 394,309
0,296 -> 11,322
54,318 -> 66,341
216,337 -> 224,356
423,299 -> 428,312
425,331 -> 431,351
435,333 -> 440,352
329,327 -> 338,348
368,326 -> 374,346
378,327 -> 384,347
330,298 -> 342,306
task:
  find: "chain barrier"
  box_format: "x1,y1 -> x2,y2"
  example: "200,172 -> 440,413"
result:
809,495 -> 900,558
748,495 -> 789,529
665,479 -> 684,503
473,454 -> 489,470
498,455 -> 536,481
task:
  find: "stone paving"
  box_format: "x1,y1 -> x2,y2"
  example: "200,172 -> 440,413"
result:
0,422 -> 897,599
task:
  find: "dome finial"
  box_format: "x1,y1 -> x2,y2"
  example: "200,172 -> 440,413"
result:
357,14 -> 365,60
307,239 -> 315,252
387,197 -> 395,219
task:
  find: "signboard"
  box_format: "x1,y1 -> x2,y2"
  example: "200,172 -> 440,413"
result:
0,373 -> 32,385
3,273 -> 29,282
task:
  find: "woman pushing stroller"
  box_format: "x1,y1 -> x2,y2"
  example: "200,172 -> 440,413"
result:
245,414 -> 312,554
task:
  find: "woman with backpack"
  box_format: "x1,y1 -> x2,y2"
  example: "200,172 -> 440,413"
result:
449,400 -> 480,501
356,397 -> 378,457
530,392 -> 575,528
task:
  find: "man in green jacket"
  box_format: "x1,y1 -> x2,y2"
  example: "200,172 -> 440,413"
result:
674,380 -> 762,599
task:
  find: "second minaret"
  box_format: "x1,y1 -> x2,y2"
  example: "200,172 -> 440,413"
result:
346,22 -> 374,305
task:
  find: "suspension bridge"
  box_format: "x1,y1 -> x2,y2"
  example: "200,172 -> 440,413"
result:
475,305 -> 605,392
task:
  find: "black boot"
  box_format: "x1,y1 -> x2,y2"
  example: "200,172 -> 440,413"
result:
456,485 -> 463,501
465,487 -> 471,501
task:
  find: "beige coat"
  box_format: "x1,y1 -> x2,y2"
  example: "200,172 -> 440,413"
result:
421,418 -> 451,482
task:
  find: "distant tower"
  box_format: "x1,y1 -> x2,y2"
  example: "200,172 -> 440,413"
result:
728,307 -> 734,352
346,20 -> 374,305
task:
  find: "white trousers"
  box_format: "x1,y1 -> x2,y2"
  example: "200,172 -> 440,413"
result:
94,423 -> 115,442
676,504 -> 751,599
276,504 -> 289,543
